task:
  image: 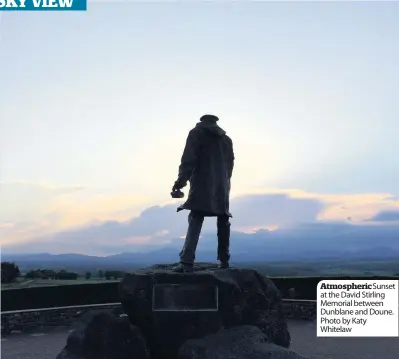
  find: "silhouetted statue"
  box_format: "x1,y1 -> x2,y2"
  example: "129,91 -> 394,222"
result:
171,114 -> 235,272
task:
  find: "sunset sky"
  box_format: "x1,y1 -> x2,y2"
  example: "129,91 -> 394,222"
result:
1,1 -> 398,254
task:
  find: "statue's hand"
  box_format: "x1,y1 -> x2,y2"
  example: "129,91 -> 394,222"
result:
171,181 -> 185,198
172,180 -> 186,192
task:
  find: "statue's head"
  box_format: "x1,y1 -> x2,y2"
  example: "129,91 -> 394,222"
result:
200,114 -> 219,123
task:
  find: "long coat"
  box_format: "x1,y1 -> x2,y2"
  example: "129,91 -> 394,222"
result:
175,121 -> 235,217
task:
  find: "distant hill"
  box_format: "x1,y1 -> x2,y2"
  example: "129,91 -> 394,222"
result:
3,222 -> 399,272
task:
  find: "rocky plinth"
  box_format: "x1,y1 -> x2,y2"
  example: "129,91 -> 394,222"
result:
56,263 -> 308,359
56,310 -> 149,359
119,263 -> 291,359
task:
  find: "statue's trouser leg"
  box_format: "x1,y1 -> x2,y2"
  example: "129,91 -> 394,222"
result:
217,215 -> 231,263
179,211 -> 204,265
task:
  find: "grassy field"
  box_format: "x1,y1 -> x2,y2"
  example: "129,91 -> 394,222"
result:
3,259 -> 398,290
1,277 -> 118,290
237,259 -> 399,277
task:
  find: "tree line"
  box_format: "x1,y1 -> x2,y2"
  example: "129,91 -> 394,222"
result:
1,261 -> 126,283
1,262 -> 21,283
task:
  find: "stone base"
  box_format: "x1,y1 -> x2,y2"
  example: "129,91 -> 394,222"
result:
55,263 -> 310,359
119,263 -> 291,359
56,310 -> 149,359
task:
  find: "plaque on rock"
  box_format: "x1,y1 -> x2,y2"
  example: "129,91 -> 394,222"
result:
152,284 -> 218,311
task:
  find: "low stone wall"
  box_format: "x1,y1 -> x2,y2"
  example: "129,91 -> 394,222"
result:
1,303 -> 123,335
1,300 -> 316,335
282,299 -> 316,320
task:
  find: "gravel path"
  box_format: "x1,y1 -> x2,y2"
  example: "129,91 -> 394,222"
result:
289,320 -> 398,359
1,320 -> 398,359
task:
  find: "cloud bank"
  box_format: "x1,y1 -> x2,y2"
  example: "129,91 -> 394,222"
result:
369,210 -> 399,222
2,188 -> 399,255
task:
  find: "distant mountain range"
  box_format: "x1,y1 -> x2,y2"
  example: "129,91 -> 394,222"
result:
3,222 -> 399,271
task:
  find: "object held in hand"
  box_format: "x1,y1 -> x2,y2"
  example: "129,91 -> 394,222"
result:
171,189 -> 184,199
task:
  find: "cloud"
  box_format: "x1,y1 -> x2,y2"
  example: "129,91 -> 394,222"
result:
230,193 -> 323,229
0,180 -> 150,244
0,180 -> 87,194
368,210 -> 399,222
232,188 -> 399,223
0,181 -> 87,222
2,181 -> 399,253
2,193 -> 324,254
0,181 -> 88,243
0,222 -> 15,229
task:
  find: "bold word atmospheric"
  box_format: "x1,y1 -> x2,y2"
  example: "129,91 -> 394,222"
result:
320,282 -> 396,291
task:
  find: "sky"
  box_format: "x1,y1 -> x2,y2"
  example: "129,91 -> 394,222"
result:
1,1 -> 399,254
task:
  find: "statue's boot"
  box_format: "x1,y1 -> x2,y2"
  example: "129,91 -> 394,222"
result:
171,263 -> 194,273
219,261 -> 229,269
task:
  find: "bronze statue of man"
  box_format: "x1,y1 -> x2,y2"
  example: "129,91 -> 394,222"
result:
171,114 -> 235,272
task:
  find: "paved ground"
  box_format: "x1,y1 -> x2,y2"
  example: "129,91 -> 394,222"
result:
1,320 -> 398,359
288,320 -> 398,359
